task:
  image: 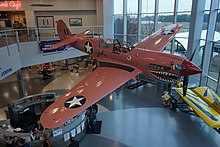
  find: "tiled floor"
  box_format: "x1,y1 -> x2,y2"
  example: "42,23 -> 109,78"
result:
0,69 -> 220,147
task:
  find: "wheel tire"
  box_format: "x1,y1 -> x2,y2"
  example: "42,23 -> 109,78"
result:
170,103 -> 174,109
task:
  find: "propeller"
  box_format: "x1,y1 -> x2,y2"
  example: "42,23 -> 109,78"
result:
182,46 -> 198,96
182,76 -> 189,96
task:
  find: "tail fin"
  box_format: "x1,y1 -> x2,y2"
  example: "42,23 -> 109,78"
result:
57,20 -> 72,40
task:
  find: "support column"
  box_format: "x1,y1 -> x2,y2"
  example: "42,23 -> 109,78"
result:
137,0 -> 142,42
17,69 -> 26,98
186,0 -> 205,86
173,0 -> 178,23
103,0 -> 114,38
25,10 -> 35,28
154,0 -> 159,32
171,0 -> 179,54
200,0 -> 219,86
123,0 -> 127,41
186,0 -> 205,60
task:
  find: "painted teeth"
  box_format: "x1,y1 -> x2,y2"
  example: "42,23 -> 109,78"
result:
150,71 -> 178,83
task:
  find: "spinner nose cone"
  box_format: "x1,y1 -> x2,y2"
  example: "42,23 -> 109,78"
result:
180,59 -> 202,76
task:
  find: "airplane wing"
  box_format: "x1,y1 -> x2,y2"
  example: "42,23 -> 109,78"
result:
175,88 -> 220,128
134,24 -> 182,52
40,61 -> 141,128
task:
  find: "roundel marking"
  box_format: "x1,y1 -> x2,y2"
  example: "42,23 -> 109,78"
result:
64,95 -> 86,109
84,41 -> 93,54
127,55 -> 132,61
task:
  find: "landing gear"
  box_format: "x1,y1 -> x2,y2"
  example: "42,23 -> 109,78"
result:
168,95 -> 195,115
169,99 -> 177,111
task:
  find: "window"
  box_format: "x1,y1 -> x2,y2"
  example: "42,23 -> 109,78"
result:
142,0 -> 155,13
127,0 -> 138,14
114,0 -> 123,14
158,0 -> 175,13
178,0 -> 192,12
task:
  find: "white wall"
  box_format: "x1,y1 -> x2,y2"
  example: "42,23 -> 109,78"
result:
103,0 -> 114,38
25,10 -> 35,28
0,45 -> 22,80
0,42 -> 87,80
22,0 -> 96,11
96,0 -> 103,25
0,0 -> 103,28
34,10 -> 97,28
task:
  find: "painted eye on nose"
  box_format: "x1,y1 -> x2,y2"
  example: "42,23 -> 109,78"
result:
173,64 -> 185,71
149,63 -> 171,70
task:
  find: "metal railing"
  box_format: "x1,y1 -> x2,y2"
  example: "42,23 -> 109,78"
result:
0,25 -> 103,48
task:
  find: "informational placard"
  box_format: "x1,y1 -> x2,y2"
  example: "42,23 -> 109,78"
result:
1,68 -> 12,78
39,40 -> 68,53
52,128 -> 63,137
63,132 -> 70,142
81,113 -> 85,120
81,121 -> 85,130
70,129 -> 76,137
76,125 -> 81,134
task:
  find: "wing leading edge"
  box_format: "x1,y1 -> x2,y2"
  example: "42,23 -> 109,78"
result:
134,24 -> 182,52
40,64 -> 141,128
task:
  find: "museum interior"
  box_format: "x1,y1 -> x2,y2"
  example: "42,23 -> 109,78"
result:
0,0 -> 220,147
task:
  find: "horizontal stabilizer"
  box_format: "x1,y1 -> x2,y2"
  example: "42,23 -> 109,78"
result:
47,36 -> 77,50
48,29 -> 90,50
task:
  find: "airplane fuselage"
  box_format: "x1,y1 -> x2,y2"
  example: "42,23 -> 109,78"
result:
72,37 -> 199,83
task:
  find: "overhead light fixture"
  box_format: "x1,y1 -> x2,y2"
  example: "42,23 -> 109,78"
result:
30,0 -> 53,7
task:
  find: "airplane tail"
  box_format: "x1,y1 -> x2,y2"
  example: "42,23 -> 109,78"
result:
48,20 -> 91,50
57,20 -> 72,40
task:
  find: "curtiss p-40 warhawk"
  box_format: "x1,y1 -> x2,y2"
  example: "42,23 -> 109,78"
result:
40,20 -> 202,128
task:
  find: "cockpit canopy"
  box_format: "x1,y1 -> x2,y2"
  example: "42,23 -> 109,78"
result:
99,38 -> 134,54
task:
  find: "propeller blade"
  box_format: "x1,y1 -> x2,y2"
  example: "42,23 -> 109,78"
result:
182,44 -> 199,96
183,76 -> 189,96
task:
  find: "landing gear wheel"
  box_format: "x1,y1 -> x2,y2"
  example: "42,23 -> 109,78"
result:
169,102 -> 176,112
170,102 -> 174,109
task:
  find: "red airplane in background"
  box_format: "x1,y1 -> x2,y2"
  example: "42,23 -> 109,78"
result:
40,20 -> 202,129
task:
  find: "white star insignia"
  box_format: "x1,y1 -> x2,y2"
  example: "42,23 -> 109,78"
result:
161,30 -> 173,35
84,42 -> 92,54
65,97 -> 84,108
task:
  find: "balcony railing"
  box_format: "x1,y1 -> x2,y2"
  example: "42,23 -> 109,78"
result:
0,25 -> 103,48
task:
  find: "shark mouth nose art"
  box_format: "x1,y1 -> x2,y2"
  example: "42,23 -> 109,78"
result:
150,71 -> 179,83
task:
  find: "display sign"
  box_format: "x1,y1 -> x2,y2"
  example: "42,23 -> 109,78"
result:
0,1 -> 22,9
70,129 -> 76,137
81,121 -> 85,130
76,125 -> 81,134
39,40 -> 68,53
52,128 -> 63,137
63,132 -> 70,142
1,67 -> 12,77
